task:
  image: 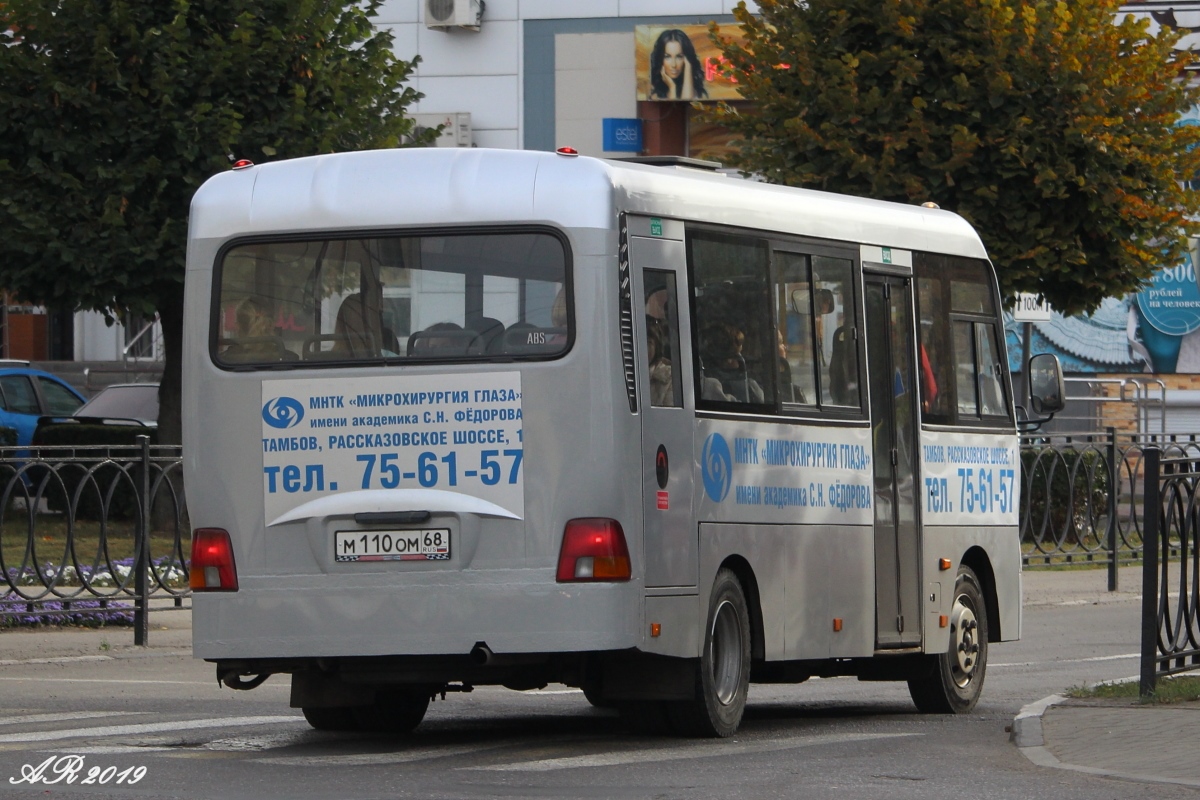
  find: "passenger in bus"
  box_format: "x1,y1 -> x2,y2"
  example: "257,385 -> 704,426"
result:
700,322 -> 763,403
827,324 -> 858,404
647,321 -> 674,406
223,297 -> 296,362
776,327 -> 807,404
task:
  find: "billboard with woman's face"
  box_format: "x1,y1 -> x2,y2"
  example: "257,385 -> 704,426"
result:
636,25 -> 746,101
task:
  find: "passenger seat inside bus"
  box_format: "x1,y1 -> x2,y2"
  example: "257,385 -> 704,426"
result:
407,322 -> 475,357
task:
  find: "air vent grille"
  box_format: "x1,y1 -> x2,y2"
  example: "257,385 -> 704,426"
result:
427,0 -> 455,22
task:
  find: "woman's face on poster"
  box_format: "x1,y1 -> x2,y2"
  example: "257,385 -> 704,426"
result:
662,40 -> 686,80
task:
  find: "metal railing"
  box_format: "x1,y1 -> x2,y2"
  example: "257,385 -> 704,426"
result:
1139,447 -> 1200,694
1019,429 -> 1200,588
0,438 -> 189,643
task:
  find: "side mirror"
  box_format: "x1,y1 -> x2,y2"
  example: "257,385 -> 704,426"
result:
1028,353 -> 1065,414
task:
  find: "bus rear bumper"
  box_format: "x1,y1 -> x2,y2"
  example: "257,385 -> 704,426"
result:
192,571 -> 640,661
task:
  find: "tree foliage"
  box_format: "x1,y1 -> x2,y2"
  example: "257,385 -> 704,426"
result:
711,0 -> 1200,315
0,0 -> 432,443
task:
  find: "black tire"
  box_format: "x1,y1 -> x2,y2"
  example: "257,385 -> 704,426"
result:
301,706 -> 358,732
352,687 -> 432,734
908,565 -> 988,714
583,684 -> 615,709
667,568 -> 751,737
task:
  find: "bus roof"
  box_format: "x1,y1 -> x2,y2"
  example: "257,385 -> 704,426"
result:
188,148 -> 988,261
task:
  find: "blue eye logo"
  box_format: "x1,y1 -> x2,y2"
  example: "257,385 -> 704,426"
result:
262,397 -> 304,429
701,433 -> 732,503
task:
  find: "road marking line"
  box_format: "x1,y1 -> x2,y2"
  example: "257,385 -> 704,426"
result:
465,732 -> 918,772
0,711 -> 144,727
0,655 -> 112,667
993,653 -> 1138,668
259,744 -> 508,767
0,677 -> 221,686
0,715 -> 303,744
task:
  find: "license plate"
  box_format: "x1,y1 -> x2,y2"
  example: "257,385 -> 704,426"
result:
334,529 -> 451,562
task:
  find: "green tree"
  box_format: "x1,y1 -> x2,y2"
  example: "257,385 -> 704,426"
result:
711,0 -> 1200,315
0,0 -> 433,443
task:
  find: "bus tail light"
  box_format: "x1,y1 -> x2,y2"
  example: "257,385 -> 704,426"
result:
190,528 -> 239,591
556,518 -> 631,582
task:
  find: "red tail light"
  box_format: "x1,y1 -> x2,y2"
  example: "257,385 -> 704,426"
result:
556,518 -> 631,582
190,528 -> 239,591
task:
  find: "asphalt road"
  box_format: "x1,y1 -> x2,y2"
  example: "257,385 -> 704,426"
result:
0,570 -> 1185,800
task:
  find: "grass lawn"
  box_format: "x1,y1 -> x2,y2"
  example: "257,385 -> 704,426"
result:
1067,675 -> 1200,704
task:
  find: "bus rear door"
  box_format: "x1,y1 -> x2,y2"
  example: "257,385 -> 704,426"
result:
629,227 -> 696,590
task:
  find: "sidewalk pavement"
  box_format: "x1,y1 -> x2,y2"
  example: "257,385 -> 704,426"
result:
1014,565 -> 1200,789
0,603 -> 192,664
1,567 -> 1196,788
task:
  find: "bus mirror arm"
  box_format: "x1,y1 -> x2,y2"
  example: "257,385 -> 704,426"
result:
1015,403 -> 1056,432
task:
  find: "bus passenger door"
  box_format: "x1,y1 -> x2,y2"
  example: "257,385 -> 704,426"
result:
864,274 -> 922,648
631,236 -> 697,589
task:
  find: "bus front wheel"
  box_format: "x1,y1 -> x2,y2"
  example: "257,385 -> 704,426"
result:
908,566 -> 988,714
668,568 -> 750,737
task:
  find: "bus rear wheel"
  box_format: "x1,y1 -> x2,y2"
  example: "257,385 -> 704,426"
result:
301,706 -> 357,732
908,566 -> 988,714
668,568 -> 750,737
351,687 -> 432,734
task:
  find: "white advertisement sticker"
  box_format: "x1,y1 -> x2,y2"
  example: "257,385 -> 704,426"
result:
695,419 -> 874,526
920,431 -> 1019,526
260,372 -> 523,523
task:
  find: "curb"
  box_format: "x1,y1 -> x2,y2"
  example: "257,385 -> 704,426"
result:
1009,693 -> 1064,747
1011,690 -> 1200,789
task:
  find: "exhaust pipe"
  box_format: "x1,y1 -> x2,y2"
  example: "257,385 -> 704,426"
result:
470,642 -> 494,666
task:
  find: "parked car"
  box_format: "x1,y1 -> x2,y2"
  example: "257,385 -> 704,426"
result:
0,362 -> 86,446
30,382 -> 160,451
69,383 -> 160,427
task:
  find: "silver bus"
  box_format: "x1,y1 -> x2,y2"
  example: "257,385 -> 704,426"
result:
184,147 -> 1054,737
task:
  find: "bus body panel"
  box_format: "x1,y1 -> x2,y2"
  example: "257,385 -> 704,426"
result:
698,522 -> 876,661
920,525 -> 1022,651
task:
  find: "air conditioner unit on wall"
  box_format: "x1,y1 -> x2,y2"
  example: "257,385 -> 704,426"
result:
409,113 -> 473,148
425,0 -> 483,31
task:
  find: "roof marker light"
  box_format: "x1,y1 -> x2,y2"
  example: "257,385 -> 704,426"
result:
556,147 -> 579,157
231,159 -> 255,170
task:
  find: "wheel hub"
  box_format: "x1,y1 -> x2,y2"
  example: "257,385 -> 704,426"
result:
710,599 -> 743,705
949,594 -> 980,687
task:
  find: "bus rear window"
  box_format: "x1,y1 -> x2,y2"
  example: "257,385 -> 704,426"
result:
213,231 -> 569,366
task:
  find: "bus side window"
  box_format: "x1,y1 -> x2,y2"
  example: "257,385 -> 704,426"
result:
812,257 -> 859,408
645,271 -> 683,408
774,252 -> 817,407
915,254 -> 1011,423
687,231 -> 776,410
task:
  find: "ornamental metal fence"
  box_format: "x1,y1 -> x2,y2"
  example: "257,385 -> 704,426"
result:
0,437 -> 189,643
1139,447 -> 1200,695
1019,429 -> 1200,590
0,427 -> 1194,643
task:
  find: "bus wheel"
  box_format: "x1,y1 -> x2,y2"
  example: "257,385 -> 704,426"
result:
908,566 -> 988,714
583,684 -> 615,709
668,568 -> 750,737
352,687 -> 431,734
301,706 -> 358,732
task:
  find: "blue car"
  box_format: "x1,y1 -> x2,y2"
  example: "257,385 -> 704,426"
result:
0,363 -> 85,446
